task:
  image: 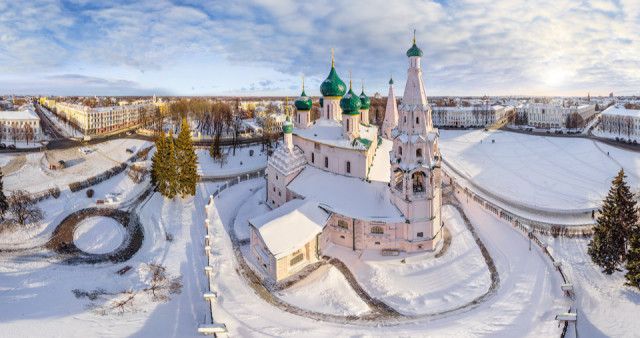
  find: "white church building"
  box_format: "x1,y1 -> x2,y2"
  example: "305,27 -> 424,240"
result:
249,37 -> 443,282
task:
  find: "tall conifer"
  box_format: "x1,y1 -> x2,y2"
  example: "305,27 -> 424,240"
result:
175,118 -> 199,197
588,169 -> 638,274
165,131 -> 179,199
626,225 -> 640,288
0,169 -> 7,221
150,131 -> 168,194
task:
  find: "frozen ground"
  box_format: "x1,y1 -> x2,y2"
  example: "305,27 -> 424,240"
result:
325,205 -> 491,315
276,265 -> 370,316
73,217 -> 125,254
439,129 -> 640,211
546,235 -> 640,337
197,145 -> 267,177
202,180 -> 566,336
3,138 -> 150,194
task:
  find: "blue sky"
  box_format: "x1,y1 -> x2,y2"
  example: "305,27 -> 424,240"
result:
0,0 -> 638,97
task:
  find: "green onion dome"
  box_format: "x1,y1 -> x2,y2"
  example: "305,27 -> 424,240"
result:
389,76 -> 394,85
406,42 -> 423,57
320,66 -> 347,97
359,89 -> 370,110
340,87 -> 361,115
282,115 -> 293,134
294,90 -> 313,111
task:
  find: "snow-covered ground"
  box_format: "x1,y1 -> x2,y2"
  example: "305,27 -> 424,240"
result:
592,127 -> 640,143
439,129 -> 640,211
232,185 -> 269,241
197,145 -> 267,177
4,138 -> 150,194
73,217 -> 125,254
202,180 -> 566,336
0,154 -> 12,167
276,265 -> 370,316
325,205 -> 490,315
546,235 -> 640,337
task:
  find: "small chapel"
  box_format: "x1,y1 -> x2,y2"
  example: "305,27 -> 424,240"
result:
248,36 -> 443,282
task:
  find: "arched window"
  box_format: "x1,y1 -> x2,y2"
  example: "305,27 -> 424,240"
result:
311,152 -> 314,163
325,156 -> 328,168
394,169 -> 403,191
412,171 -> 426,194
337,220 -> 349,229
416,148 -> 422,158
399,146 -> 403,156
404,116 -> 407,123
371,226 -> 384,234
416,116 -> 419,124
346,161 -> 351,173
347,119 -> 350,131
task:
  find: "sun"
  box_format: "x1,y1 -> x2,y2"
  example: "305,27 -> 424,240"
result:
543,67 -> 572,87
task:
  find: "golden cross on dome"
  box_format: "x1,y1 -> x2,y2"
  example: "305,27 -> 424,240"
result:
285,97 -> 289,116
413,29 -> 416,44
331,48 -> 334,67
302,76 -> 305,91
362,78 -> 365,92
349,70 -> 352,89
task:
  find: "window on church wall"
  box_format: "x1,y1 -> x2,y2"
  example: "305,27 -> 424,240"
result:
416,116 -> 419,124
371,226 -> 384,234
394,169 -> 403,191
290,253 -> 304,266
347,119 -> 349,131
398,146 -> 403,156
412,171 -> 426,194
311,152 -> 314,163
325,156 -> 328,168
346,161 -> 351,173
337,220 -> 349,229
416,148 -> 422,158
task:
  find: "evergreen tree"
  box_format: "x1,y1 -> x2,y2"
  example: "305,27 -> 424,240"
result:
150,131 -> 167,192
588,169 -> 638,274
626,225 -> 640,288
165,132 -> 179,199
175,118 -> 199,197
0,169 -> 7,222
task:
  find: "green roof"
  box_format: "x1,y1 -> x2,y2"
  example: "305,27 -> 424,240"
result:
294,90 -> 313,111
282,115 -> 293,133
320,66 -> 347,97
340,87 -> 361,115
406,43 -> 423,57
359,89 -> 370,110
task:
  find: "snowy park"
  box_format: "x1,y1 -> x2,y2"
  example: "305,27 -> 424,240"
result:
439,129 -> 640,213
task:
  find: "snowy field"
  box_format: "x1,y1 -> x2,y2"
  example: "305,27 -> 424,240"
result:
73,217 -> 126,254
439,129 -> 640,211
3,138 -> 150,194
197,144 -> 267,177
276,265 -> 370,316
325,205 -> 491,315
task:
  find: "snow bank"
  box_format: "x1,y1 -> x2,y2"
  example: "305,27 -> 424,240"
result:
197,145 -> 267,177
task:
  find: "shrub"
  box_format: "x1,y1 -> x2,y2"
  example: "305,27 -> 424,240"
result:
86,189 -> 94,198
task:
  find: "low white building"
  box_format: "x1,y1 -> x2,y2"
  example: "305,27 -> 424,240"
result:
0,109 -> 42,142
599,105 -> 640,139
515,103 -> 596,129
431,105 -> 510,127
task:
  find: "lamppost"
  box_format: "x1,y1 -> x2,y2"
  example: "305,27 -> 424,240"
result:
528,227 -> 532,251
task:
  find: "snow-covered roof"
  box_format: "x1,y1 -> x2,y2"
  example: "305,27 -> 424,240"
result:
293,119 -> 378,150
0,109 -> 40,121
288,165 -> 405,223
601,105 -> 640,118
367,138 -> 392,183
249,199 -> 330,259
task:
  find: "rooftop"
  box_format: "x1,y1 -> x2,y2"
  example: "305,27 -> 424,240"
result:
249,199 -> 330,259
0,109 -> 40,120
293,118 -> 378,150
601,105 -> 640,118
288,165 -> 405,223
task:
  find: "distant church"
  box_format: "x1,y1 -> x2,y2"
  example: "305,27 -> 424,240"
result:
248,36 -> 443,282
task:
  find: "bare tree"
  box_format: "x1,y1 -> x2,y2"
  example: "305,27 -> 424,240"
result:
24,123 -> 34,145
8,190 -> 44,226
143,263 -> 183,302
11,125 -> 18,145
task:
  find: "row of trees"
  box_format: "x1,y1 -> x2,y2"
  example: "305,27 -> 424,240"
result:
588,169 -> 640,288
150,119 -> 199,199
0,124 -> 36,145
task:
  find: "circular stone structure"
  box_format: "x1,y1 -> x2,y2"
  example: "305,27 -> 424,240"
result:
46,207 -> 143,264
73,217 -> 126,254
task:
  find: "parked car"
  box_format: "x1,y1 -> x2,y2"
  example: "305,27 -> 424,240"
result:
58,160 -> 66,169
8,144 -> 16,149
634,140 -> 638,145
0,143 -> 5,149
615,137 -> 620,141
125,148 -> 134,154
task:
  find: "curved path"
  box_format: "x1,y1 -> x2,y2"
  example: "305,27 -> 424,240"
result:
205,179 -> 564,335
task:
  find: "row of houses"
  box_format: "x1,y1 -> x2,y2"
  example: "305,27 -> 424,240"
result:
431,105 -> 512,127
55,102 -> 156,135
515,103 -> 596,129
599,105 -> 640,139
